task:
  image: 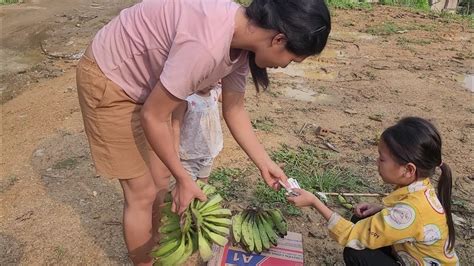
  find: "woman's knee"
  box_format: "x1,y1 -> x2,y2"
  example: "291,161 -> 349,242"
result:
120,176 -> 158,208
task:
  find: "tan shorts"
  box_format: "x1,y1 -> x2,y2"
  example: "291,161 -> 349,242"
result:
76,55 -> 151,179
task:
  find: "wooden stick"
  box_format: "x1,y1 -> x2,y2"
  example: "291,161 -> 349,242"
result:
320,192 -> 387,197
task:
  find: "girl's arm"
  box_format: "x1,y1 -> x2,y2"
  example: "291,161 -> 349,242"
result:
288,189 -> 423,249
221,88 -> 288,189
142,81 -> 206,214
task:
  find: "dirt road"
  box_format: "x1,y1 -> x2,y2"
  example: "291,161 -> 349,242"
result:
1,1 -> 472,264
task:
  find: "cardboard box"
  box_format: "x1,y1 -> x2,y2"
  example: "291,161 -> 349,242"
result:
208,232 -> 304,266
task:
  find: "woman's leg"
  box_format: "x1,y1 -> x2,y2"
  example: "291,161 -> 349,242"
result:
148,151 -> 172,242
119,174 -> 157,266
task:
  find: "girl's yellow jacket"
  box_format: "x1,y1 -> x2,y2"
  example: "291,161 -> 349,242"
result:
327,179 -> 458,265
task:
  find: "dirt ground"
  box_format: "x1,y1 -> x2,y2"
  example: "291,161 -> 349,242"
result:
1,0 -> 473,265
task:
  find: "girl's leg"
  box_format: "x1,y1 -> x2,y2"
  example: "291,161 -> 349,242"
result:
343,247 -> 399,266
119,174 -> 157,266
343,215 -> 399,266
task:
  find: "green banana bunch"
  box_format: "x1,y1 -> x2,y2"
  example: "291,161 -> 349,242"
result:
232,208 -> 288,253
153,181 -> 232,264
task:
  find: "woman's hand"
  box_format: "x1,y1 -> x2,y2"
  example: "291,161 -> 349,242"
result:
259,159 -> 288,190
354,202 -> 383,218
171,179 -> 207,215
286,188 -> 318,207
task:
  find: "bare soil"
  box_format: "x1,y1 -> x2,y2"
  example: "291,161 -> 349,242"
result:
1,1 -> 472,265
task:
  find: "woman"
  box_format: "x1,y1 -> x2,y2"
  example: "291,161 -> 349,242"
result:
76,0 -> 331,264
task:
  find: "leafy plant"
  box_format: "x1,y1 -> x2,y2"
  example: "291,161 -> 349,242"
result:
254,146 -> 369,216
209,168 -> 246,201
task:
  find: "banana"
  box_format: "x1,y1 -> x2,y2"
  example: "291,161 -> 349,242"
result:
232,212 -> 243,243
182,209 -> 192,233
267,209 -> 287,236
202,226 -> 229,246
201,208 -> 232,217
199,194 -> 223,212
191,207 -> 204,227
200,203 -> 221,214
256,215 -> 271,250
258,213 -> 278,246
198,228 -> 213,262
159,220 -> 181,234
157,233 -> 187,265
203,216 -> 232,227
203,221 -> 230,236
174,232 -> 194,265
160,212 -> 179,224
152,234 -> 181,257
159,230 -> 182,245
240,211 -> 255,252
195,181 -> 216,209
161,202 -> 174,217
201,183 -> 217,196
252,215 -> 263,253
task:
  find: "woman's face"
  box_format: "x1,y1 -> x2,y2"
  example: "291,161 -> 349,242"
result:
254,33 -> 308,68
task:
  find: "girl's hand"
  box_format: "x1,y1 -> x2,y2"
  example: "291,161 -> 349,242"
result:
286,188 -> 317,207
171,179 -> 207,215
354,202 -> 383,218
260,159 -> 289,190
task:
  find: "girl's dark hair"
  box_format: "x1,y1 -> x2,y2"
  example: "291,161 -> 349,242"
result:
381,117 -> 455,251
245,0 -> 331,92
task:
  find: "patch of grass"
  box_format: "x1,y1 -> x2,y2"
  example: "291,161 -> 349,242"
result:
366,22 -> 404,36
0,0 -> 20,5
397,36 -> 431,46
251,117 -> 275,132
0,175 -> 18,193
209,168 -> 246,201
327,0 -> 373,10
379,0 -> 429,10
54,246 -> 66,260
52,158 -> 79,170
254,146 -> 369,216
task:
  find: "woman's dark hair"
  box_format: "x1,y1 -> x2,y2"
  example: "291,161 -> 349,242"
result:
381,117 -> 455,251
245,0 -> 331,92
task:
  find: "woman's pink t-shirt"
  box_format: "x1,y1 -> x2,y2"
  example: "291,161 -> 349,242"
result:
92,0 -> 249,103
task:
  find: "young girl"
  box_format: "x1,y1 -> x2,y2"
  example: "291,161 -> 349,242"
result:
171,82 -> 223,185
287,117 -> 458,265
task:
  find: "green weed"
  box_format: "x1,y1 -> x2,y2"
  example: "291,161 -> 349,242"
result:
52,158 -> 79,170
251,117 -> 275,132
397,36 -> 432,46
0,0 -> 20,5
209,168 -> 246,201
366,22 -> 404,35
379,0 -> 430,10
327,0 -> 373,10
254,146 -> 369,216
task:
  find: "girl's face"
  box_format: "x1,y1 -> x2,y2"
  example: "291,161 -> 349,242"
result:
254,33 -> 307,68
377,140 -> 412,186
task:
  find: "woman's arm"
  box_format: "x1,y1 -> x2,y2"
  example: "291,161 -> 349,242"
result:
141,81 -> 206,214
171,102 -> 187,154
221,88 -> 288,189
